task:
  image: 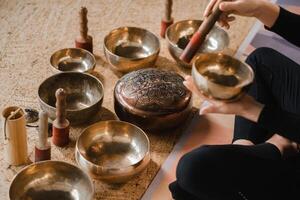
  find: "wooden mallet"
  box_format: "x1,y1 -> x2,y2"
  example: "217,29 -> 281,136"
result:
160,0 -> 173,38
180,0 -> 224,63
75,7 -> 93,53
52,88 -> 70,147
35,111 -> 51,162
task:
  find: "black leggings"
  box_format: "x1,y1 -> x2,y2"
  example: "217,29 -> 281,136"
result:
169,48 -> 300,199
234,47 -> 300,144
169,144 -> 300,200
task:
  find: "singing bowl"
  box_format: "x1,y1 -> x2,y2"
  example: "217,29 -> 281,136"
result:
38,72 -> 104,125
166,19 -> 229,68
192,53 -> 254,101
9,161 -> 94,200
50,48 -> 96,73
114,68 -> 192,131
75,120 -> 150,183
104,26 -> 160,74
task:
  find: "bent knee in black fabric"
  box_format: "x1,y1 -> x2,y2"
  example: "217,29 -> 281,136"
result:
233,47 -> 300,144
233,48 -> 277,144
233,116 -> 271,144
169,181 -> 201,200
246,47 -> 300,113
172,144 -> 296,200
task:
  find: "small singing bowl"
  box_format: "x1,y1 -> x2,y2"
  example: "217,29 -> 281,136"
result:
9,161 -> 94,200
75,120 -> 150,183
192,53 -> 254,101
38,72 -> 104,125
104,26 -> 160,74
166,19 -> 229,68
50,48 -> 96,73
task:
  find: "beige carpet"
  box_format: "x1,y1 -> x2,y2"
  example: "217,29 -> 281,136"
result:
0,0 -> 256,199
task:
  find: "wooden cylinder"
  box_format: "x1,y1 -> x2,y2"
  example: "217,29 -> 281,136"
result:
180,0 -> 223,63
35,147 -> 51,162
52,88 -> 70,147
160,19 -> 174,38
2,106 -> 28,166
52,126 -> 70,147
35,111 -> 51,162
160,0 -> 173,38
75,35 -> 93,53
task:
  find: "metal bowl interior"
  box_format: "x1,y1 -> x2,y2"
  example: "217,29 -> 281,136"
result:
77,120 -> 150,170
104,27 -> 159,59
38,72 -> 104,122
166,20 -> 229,68
9,161 -> 94,200
192,53 -> 254,100
50,48 -> 96,73
103,27 -> 160,73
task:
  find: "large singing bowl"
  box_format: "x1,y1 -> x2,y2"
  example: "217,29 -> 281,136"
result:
104,26 -> 160,74
38,72 -> 104,125
166,19 -> 229,68
192,53 -> 254,101
114,68 -> 192,131
9,161 -> 94,200
76,120 -> 150,183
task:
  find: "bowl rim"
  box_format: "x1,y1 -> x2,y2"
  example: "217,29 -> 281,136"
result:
75,120 -> 150,171
9,160 -> 94,199
50,47 -> 96,73
192,52 -> 254,89
103,26 -> 160,61
165,19 -> 229,51
38,71 -> 104,112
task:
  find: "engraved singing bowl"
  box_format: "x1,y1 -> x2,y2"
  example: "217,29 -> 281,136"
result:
38,72 -> 104,125
166,19 -> 229,68
192,53 -> 254,101
104,26 -> 160,74
114,68 -> 193,131
75,120 -> 150,183
50,48 -> 96,73
9,161 -> 94,200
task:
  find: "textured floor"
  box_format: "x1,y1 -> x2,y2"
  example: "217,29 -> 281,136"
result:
0,0 -> 255,199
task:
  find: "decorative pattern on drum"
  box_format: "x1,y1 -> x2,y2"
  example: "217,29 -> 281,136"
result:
117,68 -> 190,113
114,68 -> 192,131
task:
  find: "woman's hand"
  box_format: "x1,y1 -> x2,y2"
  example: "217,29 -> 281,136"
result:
183,76 -> 264,122
204,0 -> 280,29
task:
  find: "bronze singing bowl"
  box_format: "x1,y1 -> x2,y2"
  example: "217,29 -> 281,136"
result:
114,68 -> 192,131
9,161 -> 94,200
166,19 -> 229,68
38,72 -> 104,125
192,53 -> 254,101
75,120 -> 150,183
50,48 -> 96,73
104,26 -> 160,74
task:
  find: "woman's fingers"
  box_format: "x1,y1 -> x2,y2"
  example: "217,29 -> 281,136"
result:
204,0 -> 218,17
183,76 -> 201,96
199,101 -> 215,115
184,76 -> 219,105
219,1 -> 239,12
